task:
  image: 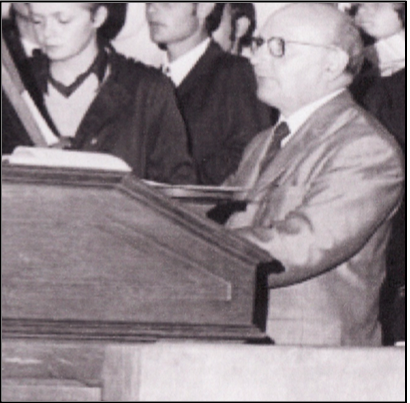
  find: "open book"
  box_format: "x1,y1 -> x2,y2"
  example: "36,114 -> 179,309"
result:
3,147 -> 247,201
142,180 -> 248,201
2,146 -> 132,173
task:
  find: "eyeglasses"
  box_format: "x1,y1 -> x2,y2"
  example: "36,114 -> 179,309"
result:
251,36 -> 338,58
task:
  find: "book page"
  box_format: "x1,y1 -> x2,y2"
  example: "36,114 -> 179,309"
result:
2,146 -> 132,173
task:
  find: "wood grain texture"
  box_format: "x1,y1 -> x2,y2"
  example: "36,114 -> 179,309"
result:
2,380 -> 101,402
2,340 -> 404,402
2,166 -> 272,342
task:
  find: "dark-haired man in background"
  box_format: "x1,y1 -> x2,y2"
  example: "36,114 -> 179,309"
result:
146,3 -> 272,185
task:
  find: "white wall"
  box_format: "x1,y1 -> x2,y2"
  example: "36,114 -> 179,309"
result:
1,3 -> 297,66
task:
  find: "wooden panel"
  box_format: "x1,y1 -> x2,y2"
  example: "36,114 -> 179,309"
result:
2,166 -> 272,342
2,380 -> 101,402
1,340 -> 140,402
2,340 -> 105,383
3,340 -> 403,402
138,344 -> 406,402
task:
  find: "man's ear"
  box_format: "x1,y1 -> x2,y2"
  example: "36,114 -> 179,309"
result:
235,16 -> 251,40
325,48 -> 349,79
92,5 -> 108,29
197,3 -> 217,22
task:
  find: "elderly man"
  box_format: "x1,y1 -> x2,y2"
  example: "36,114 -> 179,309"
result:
224,4 -> 404,347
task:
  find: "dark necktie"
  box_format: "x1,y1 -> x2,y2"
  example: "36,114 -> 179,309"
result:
260,122 -> 291,173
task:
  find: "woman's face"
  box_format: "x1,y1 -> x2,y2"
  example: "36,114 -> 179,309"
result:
30,3 -> 103,62
355,3 -> 403,40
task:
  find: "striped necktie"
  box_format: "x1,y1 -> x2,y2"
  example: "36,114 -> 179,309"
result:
260,122 -> 291,173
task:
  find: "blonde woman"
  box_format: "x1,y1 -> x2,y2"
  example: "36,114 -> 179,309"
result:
28,3 -> 196,184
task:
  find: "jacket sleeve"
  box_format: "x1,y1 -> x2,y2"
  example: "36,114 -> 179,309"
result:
235,134 -> 404,288
145,76 -> 197,185
2,90 -> 34,155
199,59 -> 273,185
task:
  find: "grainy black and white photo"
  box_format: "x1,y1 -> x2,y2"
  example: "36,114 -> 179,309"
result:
1,2 -> 406,401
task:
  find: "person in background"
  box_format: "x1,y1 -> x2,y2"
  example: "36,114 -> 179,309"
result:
98,3 -> 127,45
220,3 -> 404,346
27,2 -> 196,184
2,3 -> 43,105
213,3 -> 256,57
146,3 -> 272,185
353,2 -> 406,346
353,3 -> 405,147
109,3 -> 165,67
2,3 -> 130,155
3,3 -> 40,60
2,3 -> 45,154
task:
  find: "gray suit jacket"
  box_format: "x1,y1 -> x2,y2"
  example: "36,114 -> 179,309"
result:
226,91 -> 404,346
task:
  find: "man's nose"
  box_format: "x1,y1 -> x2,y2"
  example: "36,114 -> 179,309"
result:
250,46 -> 269,67
356,4 -> 374,17
146,3 -> 159,15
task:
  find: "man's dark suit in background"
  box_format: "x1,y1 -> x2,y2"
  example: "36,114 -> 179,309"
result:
176,42 -> 272,185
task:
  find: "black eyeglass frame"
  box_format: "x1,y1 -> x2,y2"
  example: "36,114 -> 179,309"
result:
251,36 -> 338,58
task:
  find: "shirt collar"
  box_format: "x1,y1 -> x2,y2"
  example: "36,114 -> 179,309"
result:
163,38 -> 211,87
37,47 -> 109,95
278,89 -> 345,147
373,30 -> 406,77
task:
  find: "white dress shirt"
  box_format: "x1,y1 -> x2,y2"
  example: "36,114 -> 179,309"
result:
278,89 -> 345,148
163,38 -> 211,87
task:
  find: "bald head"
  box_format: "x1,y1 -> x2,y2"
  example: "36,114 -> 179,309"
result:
270,3 -> 364,77
251,3 -> 364,116
271,4 -> 338,41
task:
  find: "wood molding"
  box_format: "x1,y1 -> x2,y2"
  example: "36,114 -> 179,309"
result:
2,166 -> 273,342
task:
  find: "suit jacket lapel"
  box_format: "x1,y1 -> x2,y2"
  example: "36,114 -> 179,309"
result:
176,41 -> 222,97
74,56 -> 134,148
228,127 -> 274,191
251,92 -> 358,196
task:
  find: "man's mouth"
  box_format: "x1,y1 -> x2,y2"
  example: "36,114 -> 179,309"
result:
148,21 -> 164,28
255,70 -> 273,79
357,20 -> 373,27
